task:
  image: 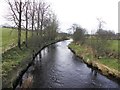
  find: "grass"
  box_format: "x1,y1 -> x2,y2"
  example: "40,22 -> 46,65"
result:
2,44 -> 32,84
69,43 -> 84,55
108,40 -> 119,52
1,27 -> 66,87
99,58 -> 120,71
69,43 -> 94,61
69,42 -> 120,71
85,39 -> 119,53
1,28 -> 32,53
1,27 -> 33,87
2,38 -> 65,87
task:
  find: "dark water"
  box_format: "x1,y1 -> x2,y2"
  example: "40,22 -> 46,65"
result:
21,40 -> 120,88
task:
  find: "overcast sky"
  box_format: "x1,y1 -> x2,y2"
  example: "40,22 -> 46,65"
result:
0,0 -> 119,33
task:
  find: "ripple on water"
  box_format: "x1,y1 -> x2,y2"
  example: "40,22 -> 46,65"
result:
30,40 -> 120,88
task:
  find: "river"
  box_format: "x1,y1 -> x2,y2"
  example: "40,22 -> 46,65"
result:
19,40 -> 120,88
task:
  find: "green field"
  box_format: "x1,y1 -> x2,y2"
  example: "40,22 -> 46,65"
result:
1,28 -> 32,53
86,39 -> 119,53
99,58 -> 120,71
69,41 -> 120,71
108,40 -> 119,52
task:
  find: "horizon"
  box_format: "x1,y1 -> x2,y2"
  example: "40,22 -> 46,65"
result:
0,0 -> 119,34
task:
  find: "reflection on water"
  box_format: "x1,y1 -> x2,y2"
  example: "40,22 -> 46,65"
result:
19,39 -> 120,88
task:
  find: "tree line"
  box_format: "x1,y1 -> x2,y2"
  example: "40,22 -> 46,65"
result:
7,0 -> 58,49
70,19 -> 119,59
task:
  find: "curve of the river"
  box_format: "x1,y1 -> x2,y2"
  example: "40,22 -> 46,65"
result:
20,40 -> 120,88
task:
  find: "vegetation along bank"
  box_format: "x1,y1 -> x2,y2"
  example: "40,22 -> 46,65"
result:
68,23 -> 120,82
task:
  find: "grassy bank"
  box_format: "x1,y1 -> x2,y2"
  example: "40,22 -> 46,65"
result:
1,27 -> 68,88
68,42 -> 120,79
2,45 -> 31,88
2,38 -> 66,88
1,27 -> 32,87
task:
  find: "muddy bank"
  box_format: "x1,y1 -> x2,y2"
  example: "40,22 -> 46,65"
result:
68,46 -> 120,82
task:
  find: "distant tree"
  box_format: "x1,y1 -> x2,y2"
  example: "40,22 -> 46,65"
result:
96,29 -> 115,40
93,19 -> 111,58
72,24 -> 87,45
44,13 -> 59,40
116,33 -> 120,40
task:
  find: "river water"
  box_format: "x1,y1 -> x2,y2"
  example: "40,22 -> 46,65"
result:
20,40 -> 120,88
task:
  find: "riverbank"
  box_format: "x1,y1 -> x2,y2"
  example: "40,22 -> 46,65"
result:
68,42 -> 120,81
2,38 -> 67,88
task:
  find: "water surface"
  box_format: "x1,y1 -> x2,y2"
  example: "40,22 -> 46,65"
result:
22,40 -> 120,88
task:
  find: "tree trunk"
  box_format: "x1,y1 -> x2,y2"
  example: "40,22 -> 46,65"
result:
37,8 -> 40,36
40,14 -> 43,37
25,5 -> 28,47
18,28 -> 21,49
18,1 -> 22,49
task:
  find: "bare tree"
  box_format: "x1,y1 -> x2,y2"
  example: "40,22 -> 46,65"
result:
93,19 -> 112,58
7,0 -> 59,49
36,2 -> 41,35
39,2 -> 50,36
71,24 -> 87,44
8,0 -> 26,49
23,0 -> 30,47
29,0 -> 35,36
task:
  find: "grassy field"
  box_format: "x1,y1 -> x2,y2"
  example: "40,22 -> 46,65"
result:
86,39 -> 119,53
1,28 -> 32,53
69,42 -> 120,71
108,40 -> 119,52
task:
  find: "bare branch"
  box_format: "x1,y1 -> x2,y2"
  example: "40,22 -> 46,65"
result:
8,1 -> 19,21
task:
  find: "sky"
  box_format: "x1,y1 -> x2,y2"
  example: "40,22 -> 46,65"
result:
0,0 -> 119,33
